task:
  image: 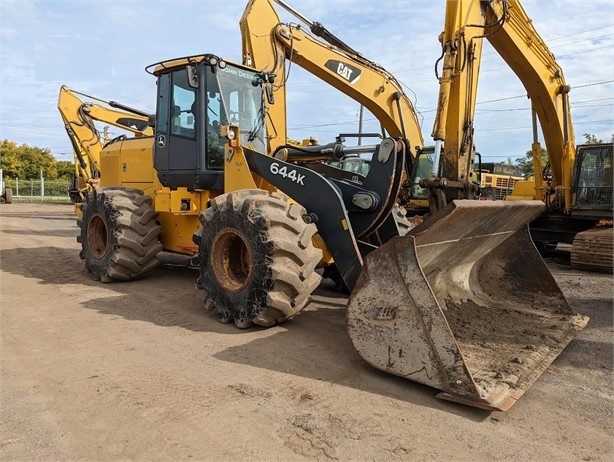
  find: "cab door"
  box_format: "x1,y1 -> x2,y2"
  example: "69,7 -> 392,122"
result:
153,69 -> 199,188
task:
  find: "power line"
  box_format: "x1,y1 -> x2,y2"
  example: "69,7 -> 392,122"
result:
288,80 -> 614,130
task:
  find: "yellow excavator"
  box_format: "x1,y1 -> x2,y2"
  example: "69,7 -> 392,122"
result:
58,0 -> 591,412
429,0 -> 613,273
58,86 -> 153,203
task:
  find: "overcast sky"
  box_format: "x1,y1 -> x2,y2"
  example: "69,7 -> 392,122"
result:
1,0 -> 612,163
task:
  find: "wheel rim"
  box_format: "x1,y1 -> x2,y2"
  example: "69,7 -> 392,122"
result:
210,228 -> 253,293
87,214 -> 108,259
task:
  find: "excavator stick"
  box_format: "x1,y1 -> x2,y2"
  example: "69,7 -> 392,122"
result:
347,200 -> 588,411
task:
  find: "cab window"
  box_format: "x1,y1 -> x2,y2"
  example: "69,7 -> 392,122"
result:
170,69 -> 196,139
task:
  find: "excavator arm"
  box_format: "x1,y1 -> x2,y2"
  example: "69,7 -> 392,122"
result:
240,0 -> 424,157
57,85 -> 153,202
431,0 -> 574,210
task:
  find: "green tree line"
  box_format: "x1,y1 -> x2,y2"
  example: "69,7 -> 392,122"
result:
0,139 -> 73,180
2,132 -> 611,182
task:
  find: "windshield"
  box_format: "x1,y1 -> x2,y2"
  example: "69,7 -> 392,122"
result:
205,63 -> 266,156
412,147 -> 435,199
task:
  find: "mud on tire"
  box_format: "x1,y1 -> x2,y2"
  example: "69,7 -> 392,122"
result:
193,190 -> 322,328
77,187 -> 162,282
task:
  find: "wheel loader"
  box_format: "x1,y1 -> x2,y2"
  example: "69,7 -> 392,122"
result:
59,53 -> 587,411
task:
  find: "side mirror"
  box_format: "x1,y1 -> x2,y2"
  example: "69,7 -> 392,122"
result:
187,65 -> 199,89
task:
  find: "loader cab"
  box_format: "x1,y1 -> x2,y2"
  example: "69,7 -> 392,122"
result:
148,54 -> 267,191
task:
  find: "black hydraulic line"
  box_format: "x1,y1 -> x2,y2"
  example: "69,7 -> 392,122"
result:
109,100 -> 152,118
272,0 -> 362,57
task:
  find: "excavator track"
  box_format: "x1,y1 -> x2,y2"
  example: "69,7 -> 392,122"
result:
571,226 -> 613,273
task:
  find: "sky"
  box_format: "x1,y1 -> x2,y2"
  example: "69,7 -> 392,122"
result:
1,0 -> 613,164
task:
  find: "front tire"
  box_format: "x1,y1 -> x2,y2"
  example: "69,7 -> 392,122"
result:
194,190 -> 322,328
77,187 -> 162,282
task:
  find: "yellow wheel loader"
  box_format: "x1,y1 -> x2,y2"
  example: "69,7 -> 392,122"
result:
58,11 -> 589,409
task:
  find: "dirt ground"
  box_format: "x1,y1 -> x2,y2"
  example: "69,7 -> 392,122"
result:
1,202 -> 612,461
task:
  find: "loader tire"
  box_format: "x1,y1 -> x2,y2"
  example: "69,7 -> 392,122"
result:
77,187 -> 162,282
193,190 -> 322,328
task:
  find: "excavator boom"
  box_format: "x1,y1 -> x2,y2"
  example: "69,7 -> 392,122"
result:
240,0 -> 424,156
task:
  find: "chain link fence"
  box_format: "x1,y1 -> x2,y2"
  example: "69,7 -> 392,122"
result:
3,177 -> 71,203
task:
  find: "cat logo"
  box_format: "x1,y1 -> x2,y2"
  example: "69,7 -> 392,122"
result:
324,59 -> 361,84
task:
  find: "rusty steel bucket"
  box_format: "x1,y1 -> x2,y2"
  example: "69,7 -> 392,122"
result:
346,200 -> 588,411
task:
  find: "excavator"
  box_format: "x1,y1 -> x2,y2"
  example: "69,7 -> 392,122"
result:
439,1 -> 613,273
58,0 -> 591,412
58,86 -> 153,203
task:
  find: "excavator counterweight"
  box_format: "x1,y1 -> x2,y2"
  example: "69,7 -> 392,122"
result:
348,200 -> 588,411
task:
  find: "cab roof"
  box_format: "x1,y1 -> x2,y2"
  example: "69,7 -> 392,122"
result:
145,54 -> 250,76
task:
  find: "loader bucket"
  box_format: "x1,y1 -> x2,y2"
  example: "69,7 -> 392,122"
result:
347,200 -> 588,411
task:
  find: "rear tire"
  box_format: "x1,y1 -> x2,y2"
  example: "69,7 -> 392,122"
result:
77,187 -> 162,282
194,190 -> 322,328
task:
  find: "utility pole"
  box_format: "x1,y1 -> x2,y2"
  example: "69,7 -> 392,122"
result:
358,104 -> 364,146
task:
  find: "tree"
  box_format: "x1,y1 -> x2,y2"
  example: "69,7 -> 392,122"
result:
0,140 -> 59,179
56,160 -> 74,179
583,133 -> 603,144
583,133 -> 614,144
514,147 -> 548,178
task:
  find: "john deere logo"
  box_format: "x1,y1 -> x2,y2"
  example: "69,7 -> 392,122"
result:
324,60 -> 361,84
